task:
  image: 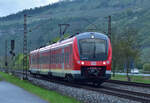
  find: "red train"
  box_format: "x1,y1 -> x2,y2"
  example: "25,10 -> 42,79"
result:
29,32 -> 112,84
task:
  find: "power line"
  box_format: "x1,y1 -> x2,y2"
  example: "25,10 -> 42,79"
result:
58,24 -> 70,38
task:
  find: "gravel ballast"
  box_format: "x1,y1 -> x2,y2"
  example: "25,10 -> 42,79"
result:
27,77 -> 140,103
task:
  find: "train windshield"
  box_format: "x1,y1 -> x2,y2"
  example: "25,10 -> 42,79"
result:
79,38 -> 107,61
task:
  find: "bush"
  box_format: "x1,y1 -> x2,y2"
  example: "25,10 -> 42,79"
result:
143,63 -> 150,71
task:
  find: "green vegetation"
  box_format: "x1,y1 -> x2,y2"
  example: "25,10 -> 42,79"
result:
13,54 -> 24,69
111,74 -> 150,84
0,76 -> 2,81
111,28 -> 140,81
143,63 -> 150,71
0,72 -> 80,103
0,0 -> 150,71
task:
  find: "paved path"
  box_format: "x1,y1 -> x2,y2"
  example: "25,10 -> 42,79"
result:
0,81 -> 49,103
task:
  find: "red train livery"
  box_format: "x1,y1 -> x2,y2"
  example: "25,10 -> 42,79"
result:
29,32 -> 112,83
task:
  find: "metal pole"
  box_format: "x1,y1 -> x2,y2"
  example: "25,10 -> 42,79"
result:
108,16 -> 114,77
23,14 -> 28,80
5,40 -> 8,73
108,16 -> 111,41
60,24 -> 62,38
10,40 -> 15,73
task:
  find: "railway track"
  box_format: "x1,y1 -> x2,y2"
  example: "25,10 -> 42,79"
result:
29,74 -> 150,103
2,70 -> 150,103
106,80 -> 150,89
100,86 -> 150,103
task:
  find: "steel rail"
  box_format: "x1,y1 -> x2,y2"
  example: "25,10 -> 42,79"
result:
106,80 -> 150,88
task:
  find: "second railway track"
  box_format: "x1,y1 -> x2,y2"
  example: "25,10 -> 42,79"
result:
106,80 -> 150,89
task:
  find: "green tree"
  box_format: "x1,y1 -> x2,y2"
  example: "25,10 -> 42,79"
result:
14,54 -> 24,70
143,63 -> 150,72
121,28 -> 140,81
111,27 -> 140,81
111,29 -> 123,76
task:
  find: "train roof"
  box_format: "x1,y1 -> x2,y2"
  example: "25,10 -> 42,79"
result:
76,32 -> 108,39
30,36 -> 75,54
30,32 -> 108,54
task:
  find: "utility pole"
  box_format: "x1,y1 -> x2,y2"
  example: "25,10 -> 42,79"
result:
5,40 -> 8,73
10,40 -> 15,73
108,16 -> 111,41
23,14 -> 28,80
108,16 -> 114,77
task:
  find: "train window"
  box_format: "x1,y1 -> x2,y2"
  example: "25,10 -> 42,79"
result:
70,45 -> 72,64
42,56 -> 44,64
61,53 -> 64,63
31,56 -> 33,65
59,53 -> 60,64
39,56 -> 41,64
57,54 -> 59,64
46,55 -> 48,64
60,53 -> 62,63
33,57 -> 35,65
65,52 -> 68,64
33,56 -> 35,65
40,55 -> 42,64
45,55 -> 49,64
51,54 -> 52,64
50,53 -> 51,64
32,56 -> 34,65
32,58 -> 34,65
79,38 -> 107,61
65,53 -> 66,64
67,53 -> 69,64
54,54 -> 56,64
40,56 -> 41,64
50,51 -> 51,64
53,54 -> 55,64
44,56 -> 46,64
56,54 -> 58,64
52,54 -> 53,64
70,45 -> 72,53
55,54 -> 57,64
54,53 -> 56,64
52,54 -> 54,64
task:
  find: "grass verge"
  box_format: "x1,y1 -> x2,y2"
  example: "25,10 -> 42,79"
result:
111,74 -> 150,84
0,72 -> 80,103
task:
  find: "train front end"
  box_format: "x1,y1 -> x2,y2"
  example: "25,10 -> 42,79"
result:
73,32 -> 112,82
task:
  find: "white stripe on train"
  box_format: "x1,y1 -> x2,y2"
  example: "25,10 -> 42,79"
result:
30,68 -> 111,74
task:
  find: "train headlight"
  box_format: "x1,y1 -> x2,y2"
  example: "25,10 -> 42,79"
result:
103,61 -> 106,65
91,35 -> 95,39
81,61 -> 84,65
106,61 -> 110,64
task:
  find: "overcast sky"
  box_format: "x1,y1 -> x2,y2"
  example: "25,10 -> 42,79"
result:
0,0 -> 59,17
